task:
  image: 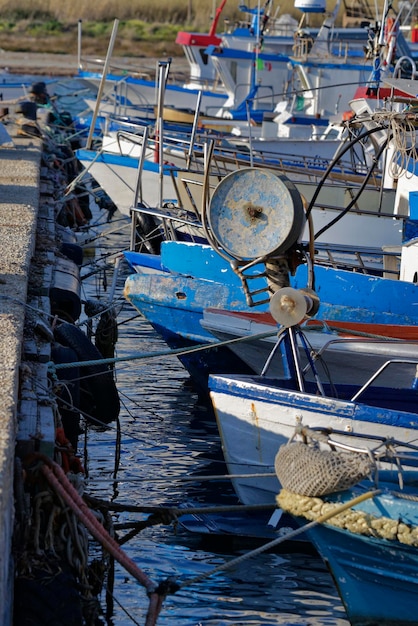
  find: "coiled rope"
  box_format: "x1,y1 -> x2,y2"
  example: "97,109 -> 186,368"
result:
384,111 -> 418,179
39,456 -> 177,626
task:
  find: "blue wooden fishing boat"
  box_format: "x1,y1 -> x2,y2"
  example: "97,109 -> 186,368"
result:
275,429 -> 418,625
123,242 -> 268,389
122,156 -> 418,388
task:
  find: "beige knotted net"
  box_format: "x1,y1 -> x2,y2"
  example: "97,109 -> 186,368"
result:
275,440 -> 373,497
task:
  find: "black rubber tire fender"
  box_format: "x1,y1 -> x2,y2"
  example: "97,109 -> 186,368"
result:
51,343 -> 81,449
53,322 -> 120,424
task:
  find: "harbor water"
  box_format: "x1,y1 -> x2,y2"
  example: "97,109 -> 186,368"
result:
78,211 -> 350,626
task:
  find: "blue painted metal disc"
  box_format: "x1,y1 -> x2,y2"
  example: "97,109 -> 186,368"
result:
208,168 -> 305,260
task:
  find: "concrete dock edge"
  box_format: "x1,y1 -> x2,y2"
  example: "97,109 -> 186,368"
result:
0,135 -> 43,624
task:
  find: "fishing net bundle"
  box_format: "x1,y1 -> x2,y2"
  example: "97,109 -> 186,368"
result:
274,439 -> 373,497
274,436 -> 418,545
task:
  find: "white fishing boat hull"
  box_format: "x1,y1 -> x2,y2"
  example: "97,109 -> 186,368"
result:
77,73 -> 227,116
201,308 -> 418,384
209,371 -> 418,506
76,150 -> 178,216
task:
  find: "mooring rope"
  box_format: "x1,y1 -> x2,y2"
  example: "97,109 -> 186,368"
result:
85,471 -> 277,485
47,320 -> 413,374
391,491 -> 418,502
47,329 -> 279,372
40,457 -> 175,626
37,452 -> 381,611
84,495 -> 275,517
176,489 -> 381,589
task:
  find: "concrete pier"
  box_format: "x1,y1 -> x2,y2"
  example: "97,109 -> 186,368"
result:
0,132 -> 43,624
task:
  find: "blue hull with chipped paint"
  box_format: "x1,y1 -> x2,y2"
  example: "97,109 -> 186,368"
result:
295,474 -> 418,625
123,240 -> 418,388
308,522 -> 418,625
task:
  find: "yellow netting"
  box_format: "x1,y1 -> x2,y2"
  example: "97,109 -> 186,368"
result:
277,489 -> 418,546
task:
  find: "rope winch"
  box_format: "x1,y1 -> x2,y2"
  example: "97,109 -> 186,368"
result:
201,163 -> 320,330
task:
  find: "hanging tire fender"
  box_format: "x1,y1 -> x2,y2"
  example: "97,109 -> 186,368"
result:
53,322 -> 120,424
51,344 -> 81,449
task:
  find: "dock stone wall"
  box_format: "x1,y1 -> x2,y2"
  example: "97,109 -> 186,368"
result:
0,135 -> 42,624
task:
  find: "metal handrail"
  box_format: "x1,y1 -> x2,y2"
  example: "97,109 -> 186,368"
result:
351,359 -> 418,402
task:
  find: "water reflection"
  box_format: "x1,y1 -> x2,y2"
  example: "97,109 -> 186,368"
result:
79,296 -> 348,626
79,217 -> 349,625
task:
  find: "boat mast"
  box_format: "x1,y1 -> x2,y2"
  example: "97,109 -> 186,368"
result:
368,0 -> 390,93
209,0 -> 228,36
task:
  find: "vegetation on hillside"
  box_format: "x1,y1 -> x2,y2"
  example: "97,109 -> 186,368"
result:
0,0 -> 389,56
1,0 -> 228,55
0,0 -> 261,25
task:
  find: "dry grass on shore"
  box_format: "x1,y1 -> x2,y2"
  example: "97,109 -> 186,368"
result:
0,0 -> 300,56
0,0 -> 347,27
0,0 -> 387,57
0,0 -> 244,27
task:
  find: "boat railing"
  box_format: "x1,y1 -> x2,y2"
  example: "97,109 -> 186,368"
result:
146,144 -> 391,223
231,82 -> 276,112
78,54 -> 188,88
194,144 -> 322,174
204,148 -> 382,187
247,86 -> 276,113
393,55 -> 418,79
111,79 -> 154,118
350,359 -> 418,402
293,35 -> 354,61
206,135 -> 374,175
78,55 -> 155,80
224,15 -> 298,38
292,36 -> 315,59
129,198 -> 205,248
130,203 -> 202,230
170,170 -> 222,219
306,333 -> 418,359
296,425 -> 418,464
312,242 -> 401,277
332,40 -> 350,59
295,333 -> 418,404
85,73 -> 156,121
112,83 -> 133,119
123,124 -> 211,245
